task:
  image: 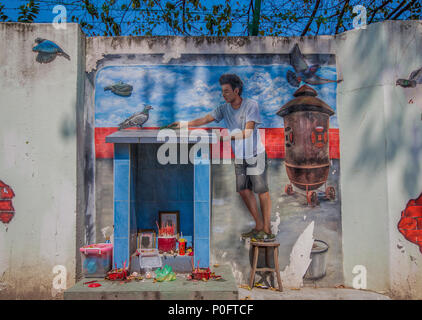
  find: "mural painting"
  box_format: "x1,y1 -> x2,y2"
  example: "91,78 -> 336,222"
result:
32,38 -> 70,64
286,44 -> 342,87
92,45 -> 342,287
104,81 -> 133,97
396,66 -> 422,105
395,65 -> 422,255
277,85 -> 336,207
398,193 -> 422,253
396,66 -> 422,89
0,180 -> 15,225
119,105 -> 153,129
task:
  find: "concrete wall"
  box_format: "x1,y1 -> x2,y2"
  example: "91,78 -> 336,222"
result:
83,22 -> 422,298
336,21 -> 422,298
384,22 -> 422,299
87,43 -> 343,288
0,20 -> 421,299
0,22 -> 87,299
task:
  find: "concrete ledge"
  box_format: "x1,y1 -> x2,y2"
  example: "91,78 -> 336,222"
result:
239,287 -> 391,300
64,264 -> 238,300
106,129 -> 218,144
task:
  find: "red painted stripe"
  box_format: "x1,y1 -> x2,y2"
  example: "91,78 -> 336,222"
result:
95,127 -> 119,159
329,128 -> 340,160
95,127 -> 341,160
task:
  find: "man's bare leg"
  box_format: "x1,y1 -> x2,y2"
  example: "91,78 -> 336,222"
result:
258,191 -> 272,234
239,189 -> 264,231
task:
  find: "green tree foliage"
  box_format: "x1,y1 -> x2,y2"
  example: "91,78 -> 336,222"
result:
0,3 -> 8,21
2,0 -> 421,36
262,0 -> 421,36
17,0 -> 39,23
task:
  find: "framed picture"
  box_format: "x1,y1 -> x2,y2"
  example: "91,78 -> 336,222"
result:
159,211 -> 180,235
137,229 -> 156,249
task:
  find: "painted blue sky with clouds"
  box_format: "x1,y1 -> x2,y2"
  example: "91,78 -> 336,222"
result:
95,64 -> 338,128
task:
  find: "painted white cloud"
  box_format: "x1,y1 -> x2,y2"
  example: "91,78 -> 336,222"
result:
94,64 -> 339,128
96,67 -> 148,87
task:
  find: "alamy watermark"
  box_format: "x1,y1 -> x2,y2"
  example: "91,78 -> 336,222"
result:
352,265 -> 367,289
156,124 -> 266,175
52,5 -> 67,30
51,265 -> 67,297
353,5 -> 367,30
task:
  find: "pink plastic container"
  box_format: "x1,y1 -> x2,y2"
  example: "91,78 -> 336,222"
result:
80,243 -> 113,278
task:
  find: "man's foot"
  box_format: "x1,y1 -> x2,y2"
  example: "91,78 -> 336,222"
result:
254,231 -> 276,242
241,228 -> 259,238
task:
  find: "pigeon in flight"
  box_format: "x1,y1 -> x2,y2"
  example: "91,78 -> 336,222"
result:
119,105 -> 153,130
287,43 -> 342,87
32,38 -> 70,64
396,67 -> 422,88
104,81 -> 133,97
396,67 -> 422,104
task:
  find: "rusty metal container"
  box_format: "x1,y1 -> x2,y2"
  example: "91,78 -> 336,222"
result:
276,85 -> 335,205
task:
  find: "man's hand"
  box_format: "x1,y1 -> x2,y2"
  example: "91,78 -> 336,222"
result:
167,115 -> 215,130
166,121 -> 188,129
167,121 -> 180,129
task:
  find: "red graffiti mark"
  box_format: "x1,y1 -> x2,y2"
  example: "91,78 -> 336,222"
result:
0,180 -> 15,224
398,193 -> 422,253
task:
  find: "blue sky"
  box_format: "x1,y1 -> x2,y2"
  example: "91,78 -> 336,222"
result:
1,0 -> 249,35
2,0 -> 418,37
95,64 -> 338,128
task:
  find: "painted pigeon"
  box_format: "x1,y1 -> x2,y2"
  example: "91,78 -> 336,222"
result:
104,81 -> 133,97
119,105 -> 153,130
32,38 -> 70,64
287,43 -> 342,87
396,67 -> 422,88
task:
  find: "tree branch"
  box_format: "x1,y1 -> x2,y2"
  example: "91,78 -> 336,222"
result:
391,0 -> 417,20
385,0 -> 406,19
152,0 -> 179,35
334,0 -> 349,34
182,0 -> 187,35
118,0 -> 133,32
368,0 -> 390,24
301,0 -> 320,36
247,0 -> 253,36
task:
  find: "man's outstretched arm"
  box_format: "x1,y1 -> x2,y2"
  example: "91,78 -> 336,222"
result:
169,117 -> 255,141
169,114 -> 215,128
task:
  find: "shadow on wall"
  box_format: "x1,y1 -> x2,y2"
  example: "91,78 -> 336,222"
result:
60,98 -> 77,140
346,25 -> 422,197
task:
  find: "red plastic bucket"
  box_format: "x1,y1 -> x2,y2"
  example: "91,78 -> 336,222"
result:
158,236 -> 176,252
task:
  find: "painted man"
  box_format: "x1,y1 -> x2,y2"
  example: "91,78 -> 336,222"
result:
170,74 -> 274,241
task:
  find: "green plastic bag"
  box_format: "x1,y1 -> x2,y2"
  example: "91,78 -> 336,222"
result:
155,265 -> 176,282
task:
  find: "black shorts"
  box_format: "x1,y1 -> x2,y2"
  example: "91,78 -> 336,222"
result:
234,152 -> 269,194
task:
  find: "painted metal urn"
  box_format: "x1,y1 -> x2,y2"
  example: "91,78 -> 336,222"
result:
276,85 -> 336,206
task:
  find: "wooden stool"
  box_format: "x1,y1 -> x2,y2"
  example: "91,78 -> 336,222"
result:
249,241 -> 283,292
